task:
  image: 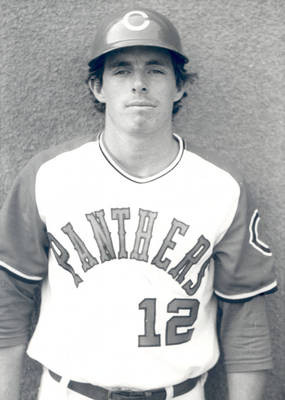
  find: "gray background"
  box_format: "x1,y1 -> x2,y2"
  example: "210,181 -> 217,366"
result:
0,0 -> 284,399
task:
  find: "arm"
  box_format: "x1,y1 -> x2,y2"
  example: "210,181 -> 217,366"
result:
227,371 -> 267,400
0,269 -> 41,400
218,295 -> 272,400
0,344 -> 26,400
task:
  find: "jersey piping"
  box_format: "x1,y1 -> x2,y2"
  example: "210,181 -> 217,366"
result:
0,263 -> 42,281
99,132 -> 184,184
215,281 -> 277,302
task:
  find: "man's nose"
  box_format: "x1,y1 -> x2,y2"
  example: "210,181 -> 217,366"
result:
132,72 -> 148,93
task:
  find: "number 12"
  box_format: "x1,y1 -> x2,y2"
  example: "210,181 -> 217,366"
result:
138,298 -> 200,347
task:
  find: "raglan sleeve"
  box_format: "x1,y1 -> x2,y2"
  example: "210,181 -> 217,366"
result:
213,178 -> 277,372
213,179 -> 277,301
0,158 -> 49,347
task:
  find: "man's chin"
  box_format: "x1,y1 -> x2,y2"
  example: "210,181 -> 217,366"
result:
124,114 -> 155,131
128,119 -> 156,134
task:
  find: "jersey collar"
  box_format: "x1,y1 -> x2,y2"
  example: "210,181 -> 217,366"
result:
98,132 -> 184,184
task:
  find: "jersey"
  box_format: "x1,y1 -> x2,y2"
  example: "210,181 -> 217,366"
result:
0,133 -> 277,390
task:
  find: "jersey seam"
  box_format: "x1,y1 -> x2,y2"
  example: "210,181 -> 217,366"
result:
184,141 -> 243,249
35,136 -> 99,223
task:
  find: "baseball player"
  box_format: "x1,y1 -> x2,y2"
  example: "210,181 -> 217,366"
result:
0,8 -> 277,400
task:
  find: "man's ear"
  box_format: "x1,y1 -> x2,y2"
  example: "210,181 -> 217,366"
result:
173,85 -> 185,103
88,78 -> 105,103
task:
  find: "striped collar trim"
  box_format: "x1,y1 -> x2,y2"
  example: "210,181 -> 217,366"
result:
98,132 -> 185,184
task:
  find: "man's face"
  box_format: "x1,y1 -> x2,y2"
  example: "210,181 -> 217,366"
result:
93,46 -> 183,135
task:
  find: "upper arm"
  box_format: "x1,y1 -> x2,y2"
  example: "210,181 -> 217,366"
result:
212,179 -> 277,372
213,179 -> 277,302
0,159 -> 49,282
218,295 -> 273,372
0,269 -> 41,347
0,158 -> 49,347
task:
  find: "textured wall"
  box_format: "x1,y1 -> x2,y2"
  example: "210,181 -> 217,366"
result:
1,0 -> 284,399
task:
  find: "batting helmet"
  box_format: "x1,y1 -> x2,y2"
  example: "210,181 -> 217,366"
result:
88,8 -> 189,66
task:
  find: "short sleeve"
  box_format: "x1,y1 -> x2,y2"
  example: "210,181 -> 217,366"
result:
0,158 -> 49,281
213,179 -> 277,302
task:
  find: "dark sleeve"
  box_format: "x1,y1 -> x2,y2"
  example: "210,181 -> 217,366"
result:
0,158 -> 49,346
213,179 -> 277,301
218,295 -> 273,372
0,159 -> 49,281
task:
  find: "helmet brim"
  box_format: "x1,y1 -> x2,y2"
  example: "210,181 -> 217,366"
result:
88,41 -> 189,67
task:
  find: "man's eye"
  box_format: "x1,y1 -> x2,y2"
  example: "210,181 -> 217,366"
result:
149,68 -> 165,75
149,69 -> 165,75
114,70 -> 130,75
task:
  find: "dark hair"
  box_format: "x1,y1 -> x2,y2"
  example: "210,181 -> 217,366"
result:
87,49 -> 197,115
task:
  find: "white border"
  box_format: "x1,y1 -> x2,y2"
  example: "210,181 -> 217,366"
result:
0,259 -> 43,281
215,280 -> 277,300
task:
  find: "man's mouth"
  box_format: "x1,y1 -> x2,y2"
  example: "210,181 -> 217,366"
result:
126,101 -> 156,108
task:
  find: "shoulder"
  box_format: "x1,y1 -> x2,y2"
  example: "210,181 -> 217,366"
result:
183,138 -> 245,190
20,134 -> 99,180
34,134 -> 98,169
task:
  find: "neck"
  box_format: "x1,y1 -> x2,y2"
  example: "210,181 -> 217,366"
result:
102,123 -> 179,179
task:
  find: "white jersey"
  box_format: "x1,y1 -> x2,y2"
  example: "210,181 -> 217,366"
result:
0,133 -> 276,390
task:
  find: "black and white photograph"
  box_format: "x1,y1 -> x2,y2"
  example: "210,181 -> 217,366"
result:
0,1 -> 284,399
